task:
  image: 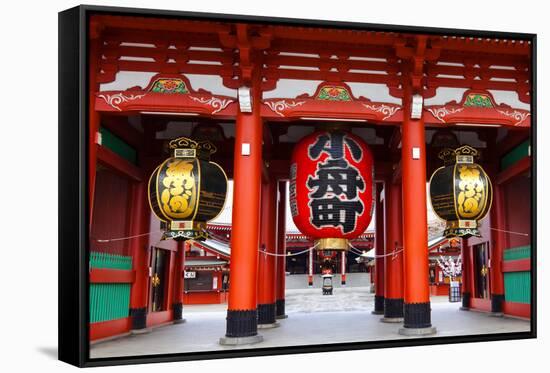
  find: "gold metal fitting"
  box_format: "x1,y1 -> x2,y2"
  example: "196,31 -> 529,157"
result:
170,221 -> 206,231
315,238 -> 349,251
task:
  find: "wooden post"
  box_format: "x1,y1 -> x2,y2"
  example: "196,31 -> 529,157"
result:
382,180 -> 404,322
341,251 -> 347,285
460,239 -> 471,310
257,180 -> 278,327
221,75 -> 263,345
399,88 -> 436,335
172,241 -> 186,323
88,29 -> 101,228
308,247 -> 314,286
372,183 -> 385,314
489,183 -> 506,314
128,181 -> 152,332
275,181 -> 288,319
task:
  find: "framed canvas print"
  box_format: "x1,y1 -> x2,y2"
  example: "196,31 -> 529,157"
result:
58,4 -> 536,367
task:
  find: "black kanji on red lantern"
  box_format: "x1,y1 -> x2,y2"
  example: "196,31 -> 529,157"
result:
306,132 -> 365,233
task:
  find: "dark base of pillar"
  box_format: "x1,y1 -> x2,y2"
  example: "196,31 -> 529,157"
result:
491,294 -> 505,313
372,295 -> 385,314
219,335 -> 264,346
341,280 -> 346,285
173,302 -> 184,321
384,298 -> 404,319
381,317 -> 403,323
308,283 -> 313,287
258,303 -> 277,325
403,302 -> 432,329
129,307 -> 147,331
225,309 -> 258,338
398,326 -> 437,336
461,292 -> 471,310
275,299 -> 286,319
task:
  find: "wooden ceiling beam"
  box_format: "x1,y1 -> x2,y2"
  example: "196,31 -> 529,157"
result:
92,15 -> 231,34
265,26 -> 399,45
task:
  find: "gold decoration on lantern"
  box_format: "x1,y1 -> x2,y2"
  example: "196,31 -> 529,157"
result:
429,145 -> 492,238
160,159 -> 197,219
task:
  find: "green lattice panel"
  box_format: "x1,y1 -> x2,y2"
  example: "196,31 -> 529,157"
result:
504,271 -> 531,304
89,252 -> 133,323
503,245 -> 531,261
90,251 -> 133,270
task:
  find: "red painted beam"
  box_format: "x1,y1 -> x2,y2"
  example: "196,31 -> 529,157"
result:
264,54 -> 390,72
438,37 -> 531,56
426,77 -> 524,91
90,317 -> 131,341
102,45 -> 234,65
502,259 -> 531,272
270,41 -> 394,60
502,301 -> 531,319
102,60 -> 238,76
93,14 -> 231,34
427,64 -> 529,81
266,26 -> 399,45
496,156 -> 530,185
266,68 -> 398,85
90,268 -> 136,284
96,144 -> 145,182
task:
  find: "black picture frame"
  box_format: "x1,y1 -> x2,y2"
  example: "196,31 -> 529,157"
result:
58,4 -> 537,367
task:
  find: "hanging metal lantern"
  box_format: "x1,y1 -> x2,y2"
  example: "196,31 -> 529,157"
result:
148,137 -> 228,240
289,130 -> 374,251
429,145 -> 492,238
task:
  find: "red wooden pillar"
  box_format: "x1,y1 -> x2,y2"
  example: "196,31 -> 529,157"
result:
308,247 -> 314,286
257,180 -> 278,327
372,183 -> 385,314
128,181 -> 152,332
399,90 -> 436,335
88,26 -> 101,228
468,240 -> 476,299
172,241 -> 186,323
489,183 -> 506,314
221,79 -> 263,344
341,251 -> 347,285
275,180 -> 288,319
460,239 -> 471,310
382,181 -> 404,322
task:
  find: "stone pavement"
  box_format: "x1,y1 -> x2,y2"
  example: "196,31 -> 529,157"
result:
90,288 -> 530,359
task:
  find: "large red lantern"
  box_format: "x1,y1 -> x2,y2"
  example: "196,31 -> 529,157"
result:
290,130 -> 374,251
